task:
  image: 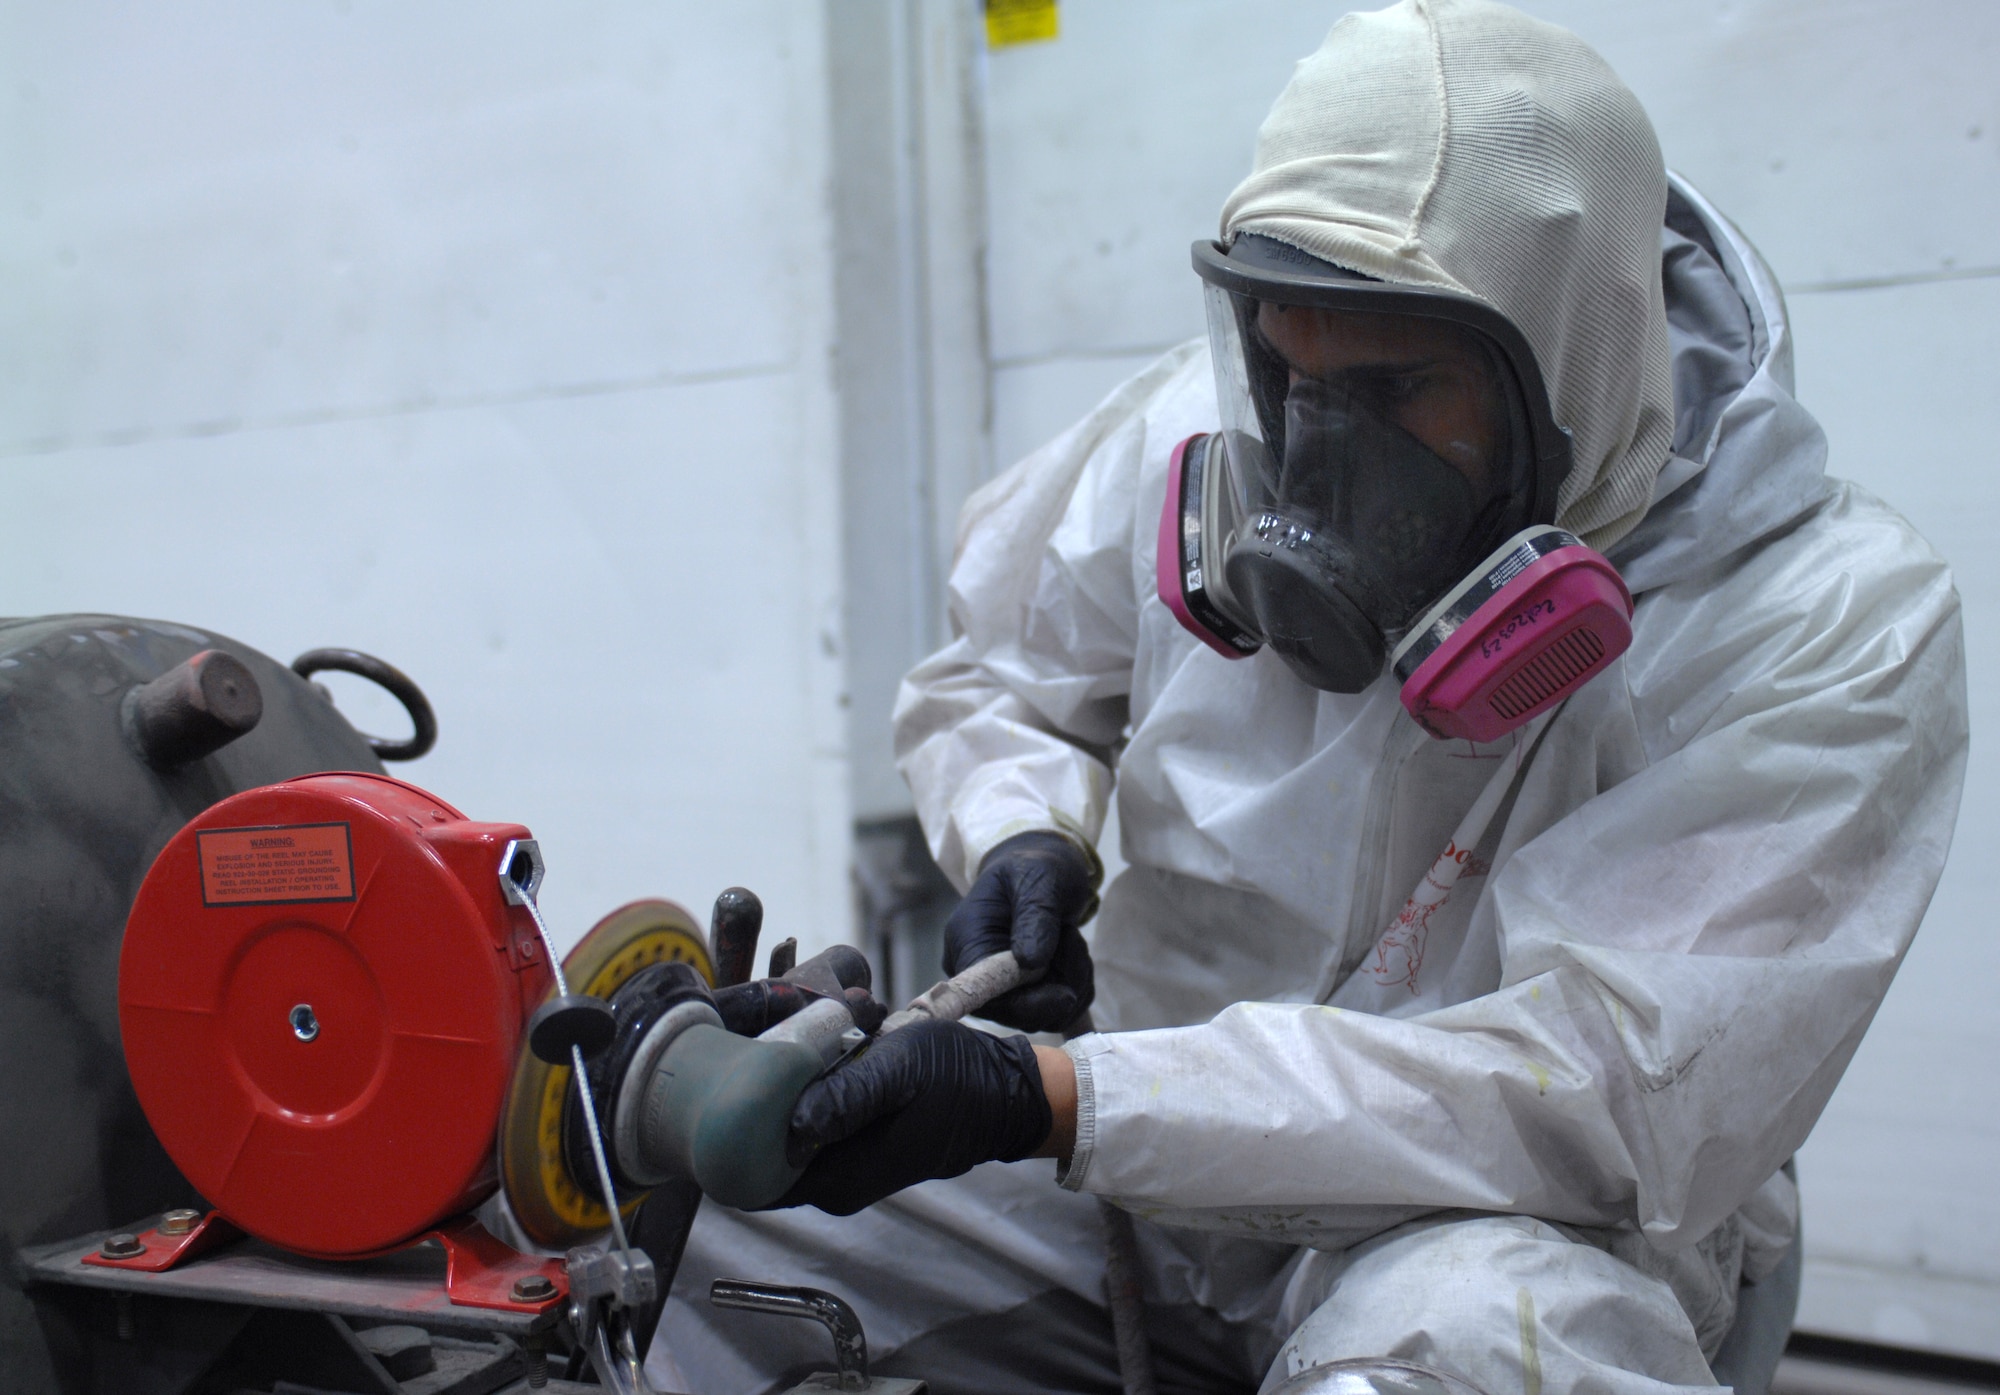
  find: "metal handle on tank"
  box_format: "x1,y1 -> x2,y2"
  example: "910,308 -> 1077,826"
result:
292,648 -> 438,761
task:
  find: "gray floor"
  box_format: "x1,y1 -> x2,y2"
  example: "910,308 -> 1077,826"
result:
1774,1357 -> 2000,1395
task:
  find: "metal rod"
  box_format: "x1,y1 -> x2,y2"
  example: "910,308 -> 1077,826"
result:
710,1279 -> 868,1389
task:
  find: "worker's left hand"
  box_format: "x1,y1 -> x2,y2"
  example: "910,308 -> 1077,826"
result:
943,830 -> 1101,1034
773,1019 -> 1052,1215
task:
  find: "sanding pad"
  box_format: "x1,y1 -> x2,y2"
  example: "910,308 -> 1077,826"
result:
498,898 -> 713,1248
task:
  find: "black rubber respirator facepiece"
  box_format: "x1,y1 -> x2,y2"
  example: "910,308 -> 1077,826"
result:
1159,235 -> 1635,739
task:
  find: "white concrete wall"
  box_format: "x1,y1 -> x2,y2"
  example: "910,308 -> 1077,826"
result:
982,0 -> 2000,1360
0,3 -> 854,962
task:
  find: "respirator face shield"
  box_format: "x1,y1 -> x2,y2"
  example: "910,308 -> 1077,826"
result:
1161,236 -> 1634,739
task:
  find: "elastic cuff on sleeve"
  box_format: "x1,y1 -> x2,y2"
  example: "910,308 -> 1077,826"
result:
1056,1034 -> 1105,1191
1044,812 -> 1107,890
965,812 -> 1106,891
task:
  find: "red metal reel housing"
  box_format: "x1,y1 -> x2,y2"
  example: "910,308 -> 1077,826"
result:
119,772 -> 556,1259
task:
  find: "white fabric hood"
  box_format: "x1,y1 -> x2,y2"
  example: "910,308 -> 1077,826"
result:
1221,0 -> 1676,551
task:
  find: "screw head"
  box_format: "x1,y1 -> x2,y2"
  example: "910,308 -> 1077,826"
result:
158,1209 -> 202,1236
511,1274 -> 558,1302
100,1233 -> 145,1259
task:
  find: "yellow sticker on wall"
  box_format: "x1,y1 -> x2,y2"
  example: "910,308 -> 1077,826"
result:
986,0 -> 1058,49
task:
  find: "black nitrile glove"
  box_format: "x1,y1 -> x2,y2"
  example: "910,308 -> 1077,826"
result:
775,1019 -> 1052,1215
942,830 -> 1100,1033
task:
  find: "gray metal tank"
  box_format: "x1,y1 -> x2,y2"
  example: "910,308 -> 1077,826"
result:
0,614 -> 435,1393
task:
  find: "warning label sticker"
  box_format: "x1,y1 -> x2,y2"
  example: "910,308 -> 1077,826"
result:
197,823 -> 356,907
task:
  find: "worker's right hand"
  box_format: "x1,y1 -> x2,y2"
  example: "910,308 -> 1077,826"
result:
942,830 -> 1100,1034
775,1017 -> 1052,1215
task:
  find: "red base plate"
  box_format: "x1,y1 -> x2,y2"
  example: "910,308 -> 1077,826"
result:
82,1210 -> 566,1314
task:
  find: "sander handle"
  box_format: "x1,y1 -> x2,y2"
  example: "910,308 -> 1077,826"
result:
877,950 -> 1034,1035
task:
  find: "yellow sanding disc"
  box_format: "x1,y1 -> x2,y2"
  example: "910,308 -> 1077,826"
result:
499,898 -> 713,1248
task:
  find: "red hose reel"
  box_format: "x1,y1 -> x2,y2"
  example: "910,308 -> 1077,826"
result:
118,771 -> 555,1259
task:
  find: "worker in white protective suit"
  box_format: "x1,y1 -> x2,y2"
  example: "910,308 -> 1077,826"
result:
652,3 -> 1967,1392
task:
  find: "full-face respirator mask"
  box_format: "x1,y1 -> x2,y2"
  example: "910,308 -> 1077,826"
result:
1158,235 -> 1634,742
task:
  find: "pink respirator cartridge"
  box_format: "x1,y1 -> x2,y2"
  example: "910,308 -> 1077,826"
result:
1389,526 -> 1633,743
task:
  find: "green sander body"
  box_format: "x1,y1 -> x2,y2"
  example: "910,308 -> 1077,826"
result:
630,1024 -> 822,1210
597,957 -> 871,1214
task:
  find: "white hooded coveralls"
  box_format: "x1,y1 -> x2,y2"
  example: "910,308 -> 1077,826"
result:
659,4 -> 1967,1392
